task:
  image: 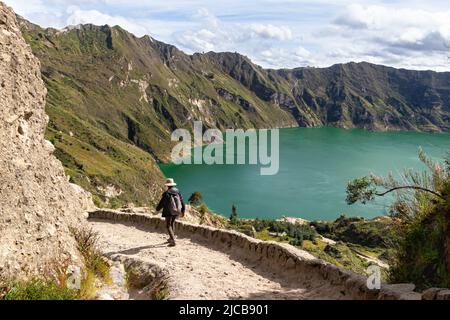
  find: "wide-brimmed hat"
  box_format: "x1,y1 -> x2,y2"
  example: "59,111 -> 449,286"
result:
165,178 -> 177,187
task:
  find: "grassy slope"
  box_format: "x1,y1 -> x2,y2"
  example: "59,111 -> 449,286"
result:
20,22 -> 297,207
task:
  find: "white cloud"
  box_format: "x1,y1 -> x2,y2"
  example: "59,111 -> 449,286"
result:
66,6 -> 150,36
176,29 -> 220,52
4,0 -> 450,71
174,9 -> 293,55
334,4 -> 450,51
257,46 -> 316,69
248,24 -> 293,41
195,7 -> 220,29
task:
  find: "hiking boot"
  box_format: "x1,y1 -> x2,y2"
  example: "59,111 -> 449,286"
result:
168,241 -> 176,247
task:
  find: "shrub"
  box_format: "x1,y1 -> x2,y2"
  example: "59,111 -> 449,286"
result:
109,197 -> 122,209
3,279 -> 77,300
188,192 -> 203,206
78,271 -> 97,300
70,227 -> 99,259
198,203 -> 209,215
70,227 -> 111,291
266,221 -> 316,242
289,238 -> 303,247
389,202 -> 450,289
311,216 -> 396,248
347,149 -> 450,288
43,257 -> 72,288
92,195 -> 105,208
324,245 -> 342,258
230,204 -> 239,225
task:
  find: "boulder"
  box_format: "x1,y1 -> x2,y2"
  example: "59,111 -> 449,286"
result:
378,283 -> 421,300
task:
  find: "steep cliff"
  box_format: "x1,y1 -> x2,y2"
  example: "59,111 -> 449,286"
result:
0,3 -> 93,281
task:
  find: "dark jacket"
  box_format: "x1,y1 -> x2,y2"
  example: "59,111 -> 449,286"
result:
156,187 -> 186,218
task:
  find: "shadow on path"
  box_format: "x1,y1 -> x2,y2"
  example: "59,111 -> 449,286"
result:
107,242 -> 169,255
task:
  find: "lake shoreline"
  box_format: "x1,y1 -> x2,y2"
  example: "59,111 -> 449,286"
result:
161,127 -> 450,221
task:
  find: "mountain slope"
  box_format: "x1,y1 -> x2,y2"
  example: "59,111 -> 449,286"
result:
17,18 -> 450,207
276,62 -> 450,131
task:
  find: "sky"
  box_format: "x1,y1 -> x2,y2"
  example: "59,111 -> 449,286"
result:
5,0 -> 450,71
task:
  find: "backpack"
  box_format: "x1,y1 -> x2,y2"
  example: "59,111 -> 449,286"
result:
168,192 -> 183,216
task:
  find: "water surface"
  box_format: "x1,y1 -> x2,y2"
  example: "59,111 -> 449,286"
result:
160,127 -> 449,221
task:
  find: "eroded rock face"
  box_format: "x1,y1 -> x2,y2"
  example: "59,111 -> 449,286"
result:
0,2 -> 93,280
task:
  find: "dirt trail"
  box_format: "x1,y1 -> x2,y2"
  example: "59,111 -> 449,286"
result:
90,220 -> 346,300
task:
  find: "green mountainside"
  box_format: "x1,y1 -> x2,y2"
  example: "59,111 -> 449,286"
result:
17,18 -> 450,207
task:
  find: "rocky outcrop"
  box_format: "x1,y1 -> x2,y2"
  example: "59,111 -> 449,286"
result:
0,2 -> 93,281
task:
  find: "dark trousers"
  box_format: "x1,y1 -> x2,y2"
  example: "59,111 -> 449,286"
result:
165,215 -> 177,242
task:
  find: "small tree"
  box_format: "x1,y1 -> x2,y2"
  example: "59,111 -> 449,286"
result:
188,192 -> 203,206
346,148 -> 447,222
346,148 -> 450,288
230,204 -> 238,225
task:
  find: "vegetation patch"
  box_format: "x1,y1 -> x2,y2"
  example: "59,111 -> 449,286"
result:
2,278 -> 77,300
310,215 -> 397,250
70,227 -> 111,299
347,149 -> 450,289
224,205 -> 390,277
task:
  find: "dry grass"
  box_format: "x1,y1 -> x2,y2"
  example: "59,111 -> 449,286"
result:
69,226 -> 112,299
43,256 -> 72,288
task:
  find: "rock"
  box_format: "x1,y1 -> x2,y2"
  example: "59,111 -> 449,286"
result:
0,3 -> 93,281
422,287 -> 442,300
43,139 -> 55,154
285,257 -> 296,269
436,289 -> 450,300
69,183 -> 95,211
97,292 -> 114,300
110,263 -> 126,287
378,283 -> 421,300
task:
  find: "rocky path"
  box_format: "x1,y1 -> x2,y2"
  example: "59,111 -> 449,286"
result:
90,220 -> 345,300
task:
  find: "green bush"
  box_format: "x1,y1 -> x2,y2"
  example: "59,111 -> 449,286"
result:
230,205 -> 239,225
188,192 -> 203,206
347,149 -> 450,289
389,200 -> 450,290
240,219 -> 317,243
3,279 -> 77,300
311,216 -> 396,248
324,244 -> 342,258
198,203 -> 209,215
289,238 -> 303,247
266,221 -> 316,242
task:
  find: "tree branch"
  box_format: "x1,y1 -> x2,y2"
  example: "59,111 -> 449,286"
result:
375,186 -> 445,199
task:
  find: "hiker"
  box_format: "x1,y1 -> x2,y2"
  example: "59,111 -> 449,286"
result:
156,178 -> 186,246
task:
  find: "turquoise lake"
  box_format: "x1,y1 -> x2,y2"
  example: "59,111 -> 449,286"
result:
160,127 -> 450,221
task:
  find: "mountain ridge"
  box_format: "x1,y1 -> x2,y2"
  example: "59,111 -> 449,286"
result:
19,17 -> 450,75
16,17 -> 450,207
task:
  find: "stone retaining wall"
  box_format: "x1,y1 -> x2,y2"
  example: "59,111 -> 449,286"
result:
89,209 -> 427,300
